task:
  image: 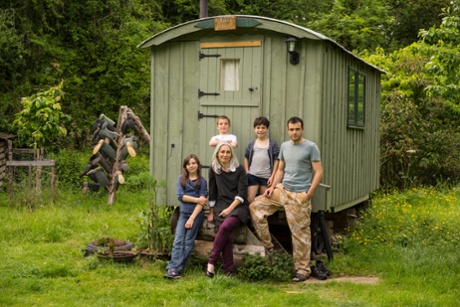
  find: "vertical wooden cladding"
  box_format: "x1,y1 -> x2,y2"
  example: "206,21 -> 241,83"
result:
151,41 -> 200,203
321,43 -> 380,212
261,35 -> 288,143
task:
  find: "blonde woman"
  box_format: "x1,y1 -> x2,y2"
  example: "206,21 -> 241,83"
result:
206,141 -> 249,277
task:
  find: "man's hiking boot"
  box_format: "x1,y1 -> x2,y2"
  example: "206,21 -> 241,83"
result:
316,260 -> 331,277
310,265 -> 328,280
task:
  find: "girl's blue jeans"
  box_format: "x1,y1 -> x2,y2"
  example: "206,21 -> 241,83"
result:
167,210 -> 204,273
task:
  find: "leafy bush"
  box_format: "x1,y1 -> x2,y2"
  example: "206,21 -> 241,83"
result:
49,149 -> 88,189
13,81 -> 71,149
136,180 -> 174,255
239,251 -> 294,282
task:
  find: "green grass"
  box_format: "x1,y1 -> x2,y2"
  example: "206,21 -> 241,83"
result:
1,186 -> 459,306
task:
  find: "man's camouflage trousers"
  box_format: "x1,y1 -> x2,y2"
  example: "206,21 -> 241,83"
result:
250,183 -> 312,276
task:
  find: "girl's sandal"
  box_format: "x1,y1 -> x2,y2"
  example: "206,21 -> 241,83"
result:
292,273 -> 308,282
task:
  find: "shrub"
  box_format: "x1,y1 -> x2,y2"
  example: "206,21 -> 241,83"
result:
136,184 -> 174,255
238,251 -> 295,282
49,149 -> 88,189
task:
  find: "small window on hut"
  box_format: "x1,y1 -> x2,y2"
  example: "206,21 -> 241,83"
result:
348,68 -> 366,128
221,59 -> 240,91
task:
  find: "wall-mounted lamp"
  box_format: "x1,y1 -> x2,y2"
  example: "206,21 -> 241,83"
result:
286,37 -> 300,65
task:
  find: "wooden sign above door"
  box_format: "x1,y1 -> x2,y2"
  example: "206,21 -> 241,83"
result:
214,16 -> 236,31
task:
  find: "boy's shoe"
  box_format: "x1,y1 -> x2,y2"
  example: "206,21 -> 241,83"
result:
164,268 -> 181,279
310,266 -> 328,280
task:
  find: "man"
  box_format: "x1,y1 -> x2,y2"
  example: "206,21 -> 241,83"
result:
249,116 -> 323,282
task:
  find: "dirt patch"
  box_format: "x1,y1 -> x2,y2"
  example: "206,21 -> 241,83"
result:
306,276 -> 379,284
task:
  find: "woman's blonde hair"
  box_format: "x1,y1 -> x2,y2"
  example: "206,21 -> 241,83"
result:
211,141 -> 239,174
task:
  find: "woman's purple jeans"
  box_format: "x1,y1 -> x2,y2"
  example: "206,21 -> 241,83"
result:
208,216 -> 242,273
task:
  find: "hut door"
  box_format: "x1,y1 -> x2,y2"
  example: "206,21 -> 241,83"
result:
197,39 -> 263,167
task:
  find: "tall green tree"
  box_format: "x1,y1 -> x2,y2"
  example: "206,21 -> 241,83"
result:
362,2 -> 460,189
0,0 -> 168,148
419,4 -> 460,114
306,0 -> 394,52
386,0 -> 451,50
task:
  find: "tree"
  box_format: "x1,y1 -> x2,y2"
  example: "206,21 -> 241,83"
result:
386,0 -> 451,50
361,2 -> 460,189
306,0 -> 394,52
419,4 -> 460,114
0,0 -> 169,148
13,80 -> 71,149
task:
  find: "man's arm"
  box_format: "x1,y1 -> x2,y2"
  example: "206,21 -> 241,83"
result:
306,161 -> 323,200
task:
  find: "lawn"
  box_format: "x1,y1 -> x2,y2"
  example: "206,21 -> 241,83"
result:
1,186 -> 459,306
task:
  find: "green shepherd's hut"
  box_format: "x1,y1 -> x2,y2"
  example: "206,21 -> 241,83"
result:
139,15 -> 383,256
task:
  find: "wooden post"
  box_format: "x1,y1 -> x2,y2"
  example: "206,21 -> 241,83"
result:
28,164 -> 31,192
8,164 -> 13,200
7,140 -> 13,199
35,148 -> 44,192
107,106 -> 128,205
107,106 -> 150,205
7,140 -> 12,161
51,165 -> 56,194
127,109 -> 151,145
199,0 -> 208,18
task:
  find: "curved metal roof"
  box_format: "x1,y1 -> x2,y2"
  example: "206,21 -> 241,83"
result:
138,15 -> 385,73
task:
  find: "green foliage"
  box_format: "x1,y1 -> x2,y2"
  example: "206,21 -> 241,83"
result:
386,0 -> 452,51
49,148 -> 88,188
361,3 -> 460,190
220,0 -> 323,24
136,183 -> 174,254
239,251 -> 294,282
120,153 -> 154,191
124,171 -> 158,192
268,251 -> 295,281
49,1 -> 168,148
13,80 -> 71,148
419,4 -> 460,113
0,0 -> 169,148
306,0 -> 394,52
0,7 -> 28,93
238,253 -> 271,281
